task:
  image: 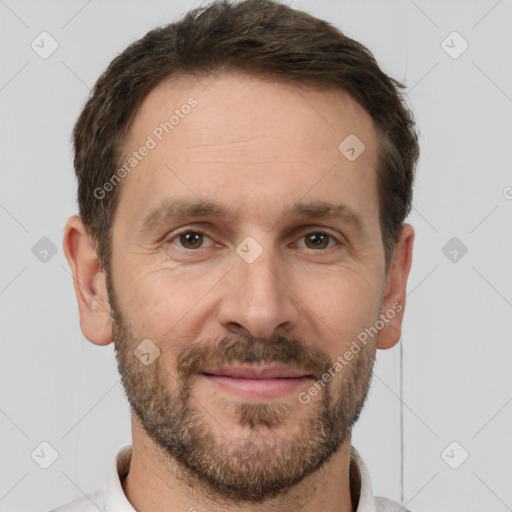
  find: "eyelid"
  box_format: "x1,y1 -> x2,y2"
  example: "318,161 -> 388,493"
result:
165,226 -> 344,251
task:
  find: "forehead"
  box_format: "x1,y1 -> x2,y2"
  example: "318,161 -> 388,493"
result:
127,72 -> 377,154
116,72 -> 380,232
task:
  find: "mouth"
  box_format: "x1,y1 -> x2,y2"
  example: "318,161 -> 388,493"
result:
199,364 -> 315,399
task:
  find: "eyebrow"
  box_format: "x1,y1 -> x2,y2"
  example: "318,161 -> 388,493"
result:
139,198 -> 364,233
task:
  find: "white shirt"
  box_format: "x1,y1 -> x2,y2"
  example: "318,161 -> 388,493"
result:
50,444 -> 410,512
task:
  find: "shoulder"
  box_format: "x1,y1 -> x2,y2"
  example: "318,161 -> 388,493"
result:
374,496 -> 411,511
48,486 -> 105,512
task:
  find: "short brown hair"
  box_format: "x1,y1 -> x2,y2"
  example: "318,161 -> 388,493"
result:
73,0 -> 419,275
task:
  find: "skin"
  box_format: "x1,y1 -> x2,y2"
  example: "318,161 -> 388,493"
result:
63,72 -> 414,512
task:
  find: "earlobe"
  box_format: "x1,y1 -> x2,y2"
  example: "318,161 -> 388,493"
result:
62,215 -> 114,346
376,224 -> 415,350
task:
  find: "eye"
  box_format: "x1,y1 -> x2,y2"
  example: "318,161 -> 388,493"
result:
165,229 -> 341,252
296,231 -> 339,250
170,230 -> 213,250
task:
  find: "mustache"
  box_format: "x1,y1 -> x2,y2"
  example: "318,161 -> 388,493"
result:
177,333 -> 333,381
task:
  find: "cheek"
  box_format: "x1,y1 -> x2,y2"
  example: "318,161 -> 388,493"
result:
298,270 -> 382,351
118,267 -> 222,346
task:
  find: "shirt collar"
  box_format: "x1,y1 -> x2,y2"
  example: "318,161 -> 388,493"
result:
351,445 -> 379,512
104,444 -> 135,512
104,444 -> 378,512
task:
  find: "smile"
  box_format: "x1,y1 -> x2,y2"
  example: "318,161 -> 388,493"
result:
199,365 -> 315,399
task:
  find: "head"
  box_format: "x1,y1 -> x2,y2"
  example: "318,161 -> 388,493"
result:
64,0 -> 418,504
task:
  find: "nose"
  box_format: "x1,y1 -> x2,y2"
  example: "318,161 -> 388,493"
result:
217,243 -> 301,340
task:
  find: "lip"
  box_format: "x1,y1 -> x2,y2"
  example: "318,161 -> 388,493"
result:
199,365 -> 315,400
202,365 -> 314,379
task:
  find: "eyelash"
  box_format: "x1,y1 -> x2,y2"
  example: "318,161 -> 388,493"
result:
167,228 -> 342,252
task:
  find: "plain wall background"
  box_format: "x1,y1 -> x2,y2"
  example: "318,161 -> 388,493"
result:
1,1 -> 511,511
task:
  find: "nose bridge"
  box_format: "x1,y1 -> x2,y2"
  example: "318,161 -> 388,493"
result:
239,241 -> 281,302
218,232 -> 299,338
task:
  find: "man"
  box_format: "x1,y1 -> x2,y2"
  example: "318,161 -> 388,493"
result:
56,0 -> 418,510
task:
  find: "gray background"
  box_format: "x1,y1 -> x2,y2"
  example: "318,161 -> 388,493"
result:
1,0 -> 511,511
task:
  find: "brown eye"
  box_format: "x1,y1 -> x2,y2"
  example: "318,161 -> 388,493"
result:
176,231 -> 211,249
301,232 -> 337,250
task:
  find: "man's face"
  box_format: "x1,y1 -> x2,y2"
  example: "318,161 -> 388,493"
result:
106,73 -> 388,502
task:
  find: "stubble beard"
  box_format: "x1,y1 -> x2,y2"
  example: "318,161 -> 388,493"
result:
108,277 -> 377,504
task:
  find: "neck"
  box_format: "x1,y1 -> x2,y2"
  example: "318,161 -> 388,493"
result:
122,416 -> 356,512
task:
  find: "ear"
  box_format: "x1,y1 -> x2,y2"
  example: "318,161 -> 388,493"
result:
62,215 -> 114,346
376,223 -> 414,350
